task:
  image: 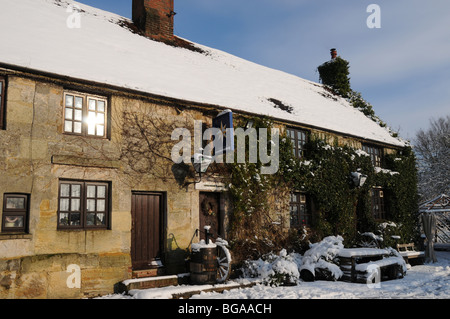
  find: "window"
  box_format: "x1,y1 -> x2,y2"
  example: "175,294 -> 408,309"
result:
290,192 -> 311,228
0,76 -> 5,129
58,180 -> 110,230
286,127 -> 308,159
371,188 -> 386,220
64,92 -> 108,138
362,144 -> 382,167
2,194 -> 29,233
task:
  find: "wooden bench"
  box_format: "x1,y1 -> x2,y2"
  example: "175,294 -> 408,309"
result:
397,243 -> 425,266
337,248 -> 406,283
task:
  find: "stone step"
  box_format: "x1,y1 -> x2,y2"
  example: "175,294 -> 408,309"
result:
171,281 -> 258,299
132,268 -> 163,279
118,273 -> 190,292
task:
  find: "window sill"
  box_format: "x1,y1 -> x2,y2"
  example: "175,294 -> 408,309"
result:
57,228 -> 110,232
0,233 -> 32,240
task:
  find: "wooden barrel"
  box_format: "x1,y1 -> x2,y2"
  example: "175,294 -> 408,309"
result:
190,247 -> 217,285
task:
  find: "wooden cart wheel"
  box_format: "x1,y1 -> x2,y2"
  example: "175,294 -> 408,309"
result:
216,239 -> 232,283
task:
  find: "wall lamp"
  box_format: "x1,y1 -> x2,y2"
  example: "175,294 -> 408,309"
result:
191,153 -> 212,182
350,171 -> 368,188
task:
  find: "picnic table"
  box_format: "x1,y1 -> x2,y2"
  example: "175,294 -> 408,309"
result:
337,248 -> 406,283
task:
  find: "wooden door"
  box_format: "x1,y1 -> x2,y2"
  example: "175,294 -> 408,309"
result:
131,192 -> 164,270
199,192 -> 221,240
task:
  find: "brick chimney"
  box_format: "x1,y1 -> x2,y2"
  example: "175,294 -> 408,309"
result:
132,0 -> 175,41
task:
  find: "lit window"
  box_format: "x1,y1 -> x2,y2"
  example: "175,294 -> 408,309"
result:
64,92 -> 107,138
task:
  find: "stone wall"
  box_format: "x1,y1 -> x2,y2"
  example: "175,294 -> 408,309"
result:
0,75 -> 217,298
0,252 -> 131,299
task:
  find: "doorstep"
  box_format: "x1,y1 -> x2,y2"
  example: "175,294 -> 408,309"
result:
117,275 -> 261,299
171,280 -> 259,299
124,278 -> 261,299
118,273 -> 191,292
132,268 -> 164,279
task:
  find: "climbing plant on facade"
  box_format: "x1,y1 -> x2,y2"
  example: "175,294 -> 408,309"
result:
226,116 -> 419,262
226,117 -> 295,261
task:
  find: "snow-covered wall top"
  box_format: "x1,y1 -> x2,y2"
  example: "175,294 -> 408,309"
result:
0,0 -> 405,147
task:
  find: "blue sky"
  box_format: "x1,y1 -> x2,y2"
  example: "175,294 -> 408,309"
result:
77,0 -> 450,142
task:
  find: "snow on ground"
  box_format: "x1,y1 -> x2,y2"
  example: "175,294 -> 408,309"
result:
194,251 -> 450,299
99,251 -> 450,299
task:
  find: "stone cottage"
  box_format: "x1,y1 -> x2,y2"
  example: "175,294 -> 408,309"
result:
0,0 -> 407,298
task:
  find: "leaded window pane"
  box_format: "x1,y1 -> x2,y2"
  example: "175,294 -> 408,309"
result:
60,184 -> 70,197
74,109 -> 83,121
97,200 -> 105,212
87,185 -> 96,198
6,197 -> 25,209
64,120 -> 73,133
71,199 -> 80,211
70,213 -> 81,225
65,108 -> 73,120
65,95 -> 74,107
75,97 -> 83,109
97,186 -> 106,198
97,101 -> 105,112
87,199 -> 96,212
89,99 -> 96,110
74,122 -> 82,134
60,199 -> 69,211
71,184 -> 81,197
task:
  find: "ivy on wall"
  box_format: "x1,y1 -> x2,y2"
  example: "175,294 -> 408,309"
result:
377,147 -> 421,245
283,137 -> 374,243
289,136 -> 419,246
227,119 -> 420,259
227,117 -> 275,222
226,117 -> 293,261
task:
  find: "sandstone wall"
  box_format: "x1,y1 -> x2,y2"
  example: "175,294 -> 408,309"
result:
0,75 -> 215,298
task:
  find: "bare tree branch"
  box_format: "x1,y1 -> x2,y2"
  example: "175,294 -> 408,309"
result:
414,115 -> 450,200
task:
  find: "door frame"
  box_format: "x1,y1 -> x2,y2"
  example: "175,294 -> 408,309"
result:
131,191 -> 167,270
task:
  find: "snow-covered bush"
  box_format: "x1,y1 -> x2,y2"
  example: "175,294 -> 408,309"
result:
357,231 -> 384,248
241,236 -> 347,285
377,221 -> 401,248
357,222 -> 403,249
299,235 -> 344,281
241,249 -> 302,287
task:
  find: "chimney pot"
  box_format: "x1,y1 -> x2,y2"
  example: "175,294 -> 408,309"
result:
330,48 -> 337,59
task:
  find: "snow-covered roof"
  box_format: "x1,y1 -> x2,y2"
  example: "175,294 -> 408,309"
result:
0,0 -> 405,147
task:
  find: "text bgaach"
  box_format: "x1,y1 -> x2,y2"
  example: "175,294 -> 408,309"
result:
178,303 -> 272,316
